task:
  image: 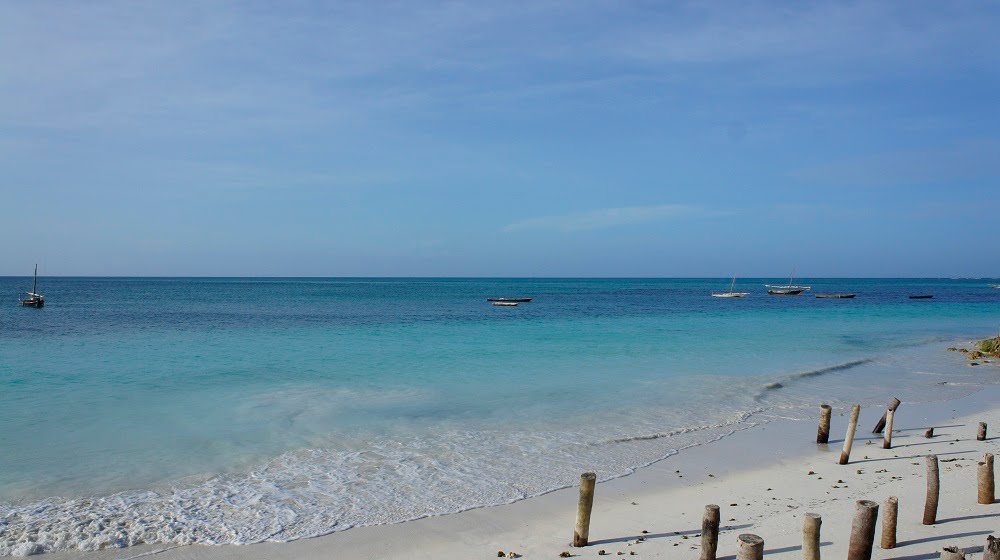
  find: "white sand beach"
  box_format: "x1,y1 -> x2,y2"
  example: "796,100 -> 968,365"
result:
52,381 -> 1000,560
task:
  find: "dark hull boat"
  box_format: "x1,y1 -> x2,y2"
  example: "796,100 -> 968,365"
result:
18,264 -> 44,308
816,294 -> 856,299
909,295 -> 933,299
767,288 -> 805,295
486,298 -> 532,303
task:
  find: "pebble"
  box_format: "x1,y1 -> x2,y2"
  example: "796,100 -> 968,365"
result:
559,552 -> 571,558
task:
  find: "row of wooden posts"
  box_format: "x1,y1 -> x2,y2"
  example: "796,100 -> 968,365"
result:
570,399 -> 995,560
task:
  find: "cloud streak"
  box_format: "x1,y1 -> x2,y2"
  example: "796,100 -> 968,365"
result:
503,204 -> 716,233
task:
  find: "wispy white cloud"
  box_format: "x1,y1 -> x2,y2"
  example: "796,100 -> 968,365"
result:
503,204 -> 720,233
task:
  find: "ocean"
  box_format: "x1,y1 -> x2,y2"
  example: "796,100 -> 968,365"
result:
1,277 -> 998,555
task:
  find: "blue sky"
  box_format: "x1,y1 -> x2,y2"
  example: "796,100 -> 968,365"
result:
1,1 -> 998,277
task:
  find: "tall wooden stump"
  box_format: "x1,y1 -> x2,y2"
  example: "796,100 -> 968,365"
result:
573,472 -> 596,547
984,535 -> 1000,560
880,496 -> 898,549
872,398 -> 901,434
802,513 -> 822,560
817,404 -> 832,444
883,408 -> 895,449
848,499 -> 879,560
978,453 -> 994,505
925,428 -> 935,439
978,422 -> 988,441
923,455 -> 940,525
736,534 -> 764,560
940,546 -> 966,560
839,404 -> 861,465
700,505 -> 721,560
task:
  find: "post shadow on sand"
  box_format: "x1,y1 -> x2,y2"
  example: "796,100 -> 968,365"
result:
587,524 -> 752,546
849,449 -> 974,464
896,530 -> 993,547
717,542 -> 833,560
825,424 -> 965,445
936,512 -> 1000,524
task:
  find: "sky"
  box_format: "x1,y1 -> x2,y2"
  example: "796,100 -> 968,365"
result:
1,1 -> 999,277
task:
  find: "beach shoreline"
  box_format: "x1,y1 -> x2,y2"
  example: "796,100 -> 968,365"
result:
48,366 -> 1000,560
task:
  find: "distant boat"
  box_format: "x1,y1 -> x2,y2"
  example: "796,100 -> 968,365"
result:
909,295 -> 933,299
18,264 -> 45,308
492,301 -> 519,307
992,285 -> 1000,289
487,297 -> 532,303
712,276 -> 750,298
816,294 -> 856,299
766,269 -> 811,295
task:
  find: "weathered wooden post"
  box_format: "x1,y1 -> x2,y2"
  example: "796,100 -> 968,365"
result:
880,496 -> 898,549
940,546 -> 966,560
736,534 -> 764,560
978,453 -> 994,505
985,535 -> 1000,560
700,505 -> 720,560
925,427 -> 935,438
978,422 -> 988,441
817,404 -> 832,444
803,513 -> 822,560
848,499 -> 879,560
883,408 -> 895,449
923,455 -> 940,525
839,404 -> 861,465
573,472 -> 596,547
872,398 -> 901,433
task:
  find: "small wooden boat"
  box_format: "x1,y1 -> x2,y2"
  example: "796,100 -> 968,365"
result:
712,275 -> 750,298
909,295 -> 933,299
487,297 -> 532,303
492,301 -> 519,307
18,264 -> 45,308
765,269 -> 810,296
816,294 -> 856,299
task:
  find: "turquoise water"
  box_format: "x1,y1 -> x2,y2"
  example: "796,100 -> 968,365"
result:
1,278 -> 998,555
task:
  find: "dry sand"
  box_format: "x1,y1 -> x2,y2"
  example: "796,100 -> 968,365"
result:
55,385 -> 1000,560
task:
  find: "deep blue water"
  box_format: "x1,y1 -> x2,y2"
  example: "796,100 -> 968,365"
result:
1,277 -> 998,555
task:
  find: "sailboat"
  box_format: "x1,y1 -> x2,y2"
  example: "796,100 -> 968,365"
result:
765,269 -> 811,296
712,276 -> 750,298
18,264 -> 45,307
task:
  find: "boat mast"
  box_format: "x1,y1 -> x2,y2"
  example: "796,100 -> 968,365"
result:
729,275 -> 736,292
32,264 -> 37,294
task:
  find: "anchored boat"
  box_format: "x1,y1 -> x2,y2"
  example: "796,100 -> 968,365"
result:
18,264 -> 44,308
816,294 -> 856,299
486,297 -> 532,303
766,269 -> 811,296
711,276 -> 750,298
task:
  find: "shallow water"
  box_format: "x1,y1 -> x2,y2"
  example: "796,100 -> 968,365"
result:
1,277 -> 998,555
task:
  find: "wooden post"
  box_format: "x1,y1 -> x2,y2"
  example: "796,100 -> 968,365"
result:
880,496 -> 898,549
923,455 -> 939,525
700,505 -> 721,560
817,404 -> 832,444
984,535 -> 1000,560
839,404 -> 861,465
883,408 -> 895,449
978,453 -> 994,505
978,422 -> 988,441
940,546 -> 966,560
736,534 -> 764,560
573,472 -> 596,547
803,513 -> 822,560
925,428 -> 935,438
872,398 -> 901,433
848,499 -> 879,560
